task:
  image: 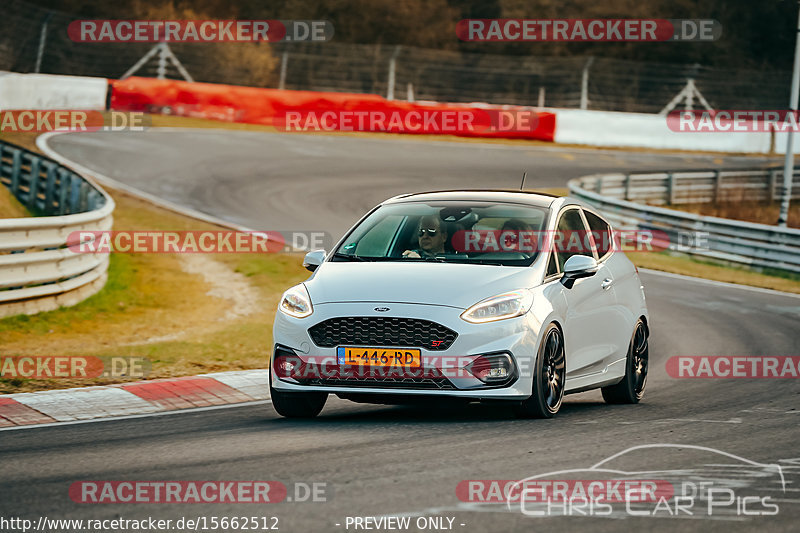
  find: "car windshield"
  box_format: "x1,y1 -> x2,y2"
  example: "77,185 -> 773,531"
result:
332,201 -> 549,266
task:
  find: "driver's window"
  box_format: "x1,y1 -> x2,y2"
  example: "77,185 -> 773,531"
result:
555,208 -> 592,271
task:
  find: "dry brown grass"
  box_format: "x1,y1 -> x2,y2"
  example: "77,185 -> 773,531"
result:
669,200 -> 800,228
0,186 -> 29,218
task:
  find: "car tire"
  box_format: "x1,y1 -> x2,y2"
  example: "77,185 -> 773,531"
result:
270,371 -> 328,418
602,319 -> 649,404
515,323 -> 565,419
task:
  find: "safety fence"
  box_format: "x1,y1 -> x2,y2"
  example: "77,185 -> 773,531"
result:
569,169 -> 800,274
0,140 -> 114,317
1,0 -> 791,113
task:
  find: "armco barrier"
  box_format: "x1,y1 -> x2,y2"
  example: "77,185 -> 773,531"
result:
569,171 -> 800,274
551,108 -> 800,154
0,140 -> 114,318
589,167 -> 800,205
110,77 -> 556,141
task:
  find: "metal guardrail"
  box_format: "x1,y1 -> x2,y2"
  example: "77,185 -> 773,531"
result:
569,169 -> 800,274
588,168 -> 800,206
0,140 -> 114,318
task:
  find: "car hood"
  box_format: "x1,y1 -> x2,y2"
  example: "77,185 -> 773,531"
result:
306,262 -> 537,309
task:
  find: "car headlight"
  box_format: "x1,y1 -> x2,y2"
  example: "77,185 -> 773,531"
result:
279,284 -> 313,318
460,289 -> 533,323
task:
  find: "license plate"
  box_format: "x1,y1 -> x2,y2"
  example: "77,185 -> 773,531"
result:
337,347 -> 422,367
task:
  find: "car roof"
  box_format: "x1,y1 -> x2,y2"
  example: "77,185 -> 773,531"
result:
383,190 -> 563,208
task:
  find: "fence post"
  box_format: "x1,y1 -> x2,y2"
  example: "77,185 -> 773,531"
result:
34,12 -> 53,73
538,87 -> 545,107
667,172 -> 675,205
580,57 -> 594,110
156,43 -> 167,79
278,50 -> 288,90
387,46 -> 401,100
713,170 -> 722,203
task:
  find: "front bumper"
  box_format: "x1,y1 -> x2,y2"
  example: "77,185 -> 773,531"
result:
271,302 -> 543,399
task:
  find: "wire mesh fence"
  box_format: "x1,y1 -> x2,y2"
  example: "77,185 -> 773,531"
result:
1,0 -> 792,113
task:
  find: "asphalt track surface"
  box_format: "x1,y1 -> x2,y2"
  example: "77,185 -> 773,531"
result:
1,131 -> 799,532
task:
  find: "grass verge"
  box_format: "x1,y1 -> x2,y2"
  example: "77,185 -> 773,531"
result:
0,182 -> 308,393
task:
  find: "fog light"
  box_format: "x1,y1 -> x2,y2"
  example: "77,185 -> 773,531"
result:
273,347 -> 305,380
466,353 -> 517,384
485,367 -> 508,379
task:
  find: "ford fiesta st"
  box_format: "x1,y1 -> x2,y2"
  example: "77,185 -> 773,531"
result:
271,191 -> 649,418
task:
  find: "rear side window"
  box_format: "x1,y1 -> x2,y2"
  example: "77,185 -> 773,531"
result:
583,210 -> 613,258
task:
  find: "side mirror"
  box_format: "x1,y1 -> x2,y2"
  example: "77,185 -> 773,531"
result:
560,255 -> 599,289
303,249 -> 327,272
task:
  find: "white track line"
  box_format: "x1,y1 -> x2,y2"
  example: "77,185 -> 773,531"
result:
0,400 -> 271,432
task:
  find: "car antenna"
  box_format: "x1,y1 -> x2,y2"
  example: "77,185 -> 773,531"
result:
519,171 -> 527,191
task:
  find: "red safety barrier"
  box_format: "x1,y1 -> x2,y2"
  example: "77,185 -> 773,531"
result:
110,77 -> 556,141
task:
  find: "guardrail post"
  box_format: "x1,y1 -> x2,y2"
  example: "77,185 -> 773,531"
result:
667,172 -> 675,205
624,173 -> 632,201
713,170 -> 722,203
595,176 -> 604,194
44,163 -> 57,212
70,178 -> 81,213
79,181 -> 89,212
59,172 -> 71,214
26,157 -> 42,210
10,149 -> 22,196
769,169 -> 778,202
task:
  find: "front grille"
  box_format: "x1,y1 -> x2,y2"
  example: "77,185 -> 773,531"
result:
308,317 -> 457,351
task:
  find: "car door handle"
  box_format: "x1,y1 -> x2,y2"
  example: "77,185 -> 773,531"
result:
601,278 -> 613,290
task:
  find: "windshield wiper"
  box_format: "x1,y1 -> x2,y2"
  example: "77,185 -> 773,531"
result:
332,252 -> 368,261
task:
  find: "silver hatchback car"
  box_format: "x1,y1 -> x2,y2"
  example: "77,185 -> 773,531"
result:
271,191 -> 649,418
